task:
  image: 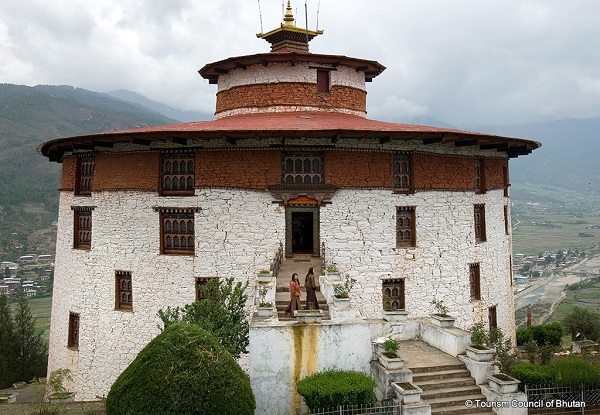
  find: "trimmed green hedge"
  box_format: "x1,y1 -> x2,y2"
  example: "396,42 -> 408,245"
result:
105,323 -> 255,415
512,356 -> 600,387
516,322 -> 563,347
296,370 -> 375,410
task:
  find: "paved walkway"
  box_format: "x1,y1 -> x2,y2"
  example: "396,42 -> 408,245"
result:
0,383 -> 40,403
400,340 -> 462,369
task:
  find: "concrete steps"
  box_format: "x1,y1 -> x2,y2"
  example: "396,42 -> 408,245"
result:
409,360 -> 493,415
274,256 -> 329,321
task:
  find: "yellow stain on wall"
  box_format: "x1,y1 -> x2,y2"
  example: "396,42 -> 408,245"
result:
291,323 -> 321,414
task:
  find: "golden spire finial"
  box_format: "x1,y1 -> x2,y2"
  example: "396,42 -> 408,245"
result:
283,0 -> 295,26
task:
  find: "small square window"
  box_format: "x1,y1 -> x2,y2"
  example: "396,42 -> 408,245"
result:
161,152 -> 195,196
474,204 -> 486,243
393,153 -> 413,193
469,263 -> 481,301
317,70 -> 330,93
157,208 -> 198,255
75,156 -> 94,196
396,207 -> 416,247
382,279 -> 405,311
68,312 -> 80,349
116,271 -> 133,311
73,207 -> 93,250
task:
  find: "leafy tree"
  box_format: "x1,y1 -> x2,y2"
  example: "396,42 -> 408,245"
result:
0,294 -> 17,388
562,307 -> 600,341
157,278 -> 249,359
106,323 -> 255,415
13,293 -> 48,382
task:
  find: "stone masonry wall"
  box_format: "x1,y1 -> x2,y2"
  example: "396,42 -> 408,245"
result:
320,188 -> 515,337
215,83 -> 366,116
60,156 -> 77,190
195,150 -> 280,188
94,152 -> 160,190
325,151 -> 394,188
485,158 -> 508,189
413,153 -> 475,190
217,62 -> 366,92
47,188 -> 285,400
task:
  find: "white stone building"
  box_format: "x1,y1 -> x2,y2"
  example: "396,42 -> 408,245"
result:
39,3 -> 539,411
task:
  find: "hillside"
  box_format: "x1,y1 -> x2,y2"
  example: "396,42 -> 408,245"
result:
0,84 -> 178,260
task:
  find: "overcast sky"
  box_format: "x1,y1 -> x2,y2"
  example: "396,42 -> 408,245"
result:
1,0 -> 599,128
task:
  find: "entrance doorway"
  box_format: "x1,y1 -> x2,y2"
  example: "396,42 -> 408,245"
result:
285,206 -> 320,257
292,212 -> 313,254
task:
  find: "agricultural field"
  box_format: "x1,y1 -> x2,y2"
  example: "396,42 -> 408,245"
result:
9,295 -> 52,341
549,277 -> 600,323
511,183 -> 600,255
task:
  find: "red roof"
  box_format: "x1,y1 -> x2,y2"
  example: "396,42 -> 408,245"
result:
38,111 -> 540,160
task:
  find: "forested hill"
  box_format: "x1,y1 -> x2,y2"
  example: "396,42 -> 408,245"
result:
0,84 -> 177,260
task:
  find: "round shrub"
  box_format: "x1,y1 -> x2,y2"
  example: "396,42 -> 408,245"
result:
296,370 -> 375,410
105,323 -> 255,415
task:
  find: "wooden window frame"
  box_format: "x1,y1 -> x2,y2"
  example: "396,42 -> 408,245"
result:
488,305 -> 498,329
316,70 -> 330,93
195,277 -> 217,300
475,158 -> 486,194
474,204 -> 486,243
396,207 -> 416,248
504,205 -> 509,235
503,165 -> 509,197
75,155 -> 94,196
282,151 -> 324,185
68,312 -> 80,349
156,208 -> 200,255
160,152 -> 195,196
115,271 -> 133,311
393,153 -> 413,194
73,207 -> 93,250
469,263 -> 481,301
382,279 -> 405,311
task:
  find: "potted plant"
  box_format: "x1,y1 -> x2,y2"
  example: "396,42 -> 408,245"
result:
392,381 -> 423,404
430,299 -> 456,327
333,274 -> 355,309
487,373 -> 520,394
256,285 -> 273,317
294,305 -> 323,323
377,338 -> 404,370
0,392 -> 17,404
465,321 -> 495,361
47,368 -> 75,403
325,263 -> 341,281
256,269 -> 272,283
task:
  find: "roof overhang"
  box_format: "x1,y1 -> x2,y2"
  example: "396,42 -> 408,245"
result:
38,112 -> 540,162
199,52 -> 386,84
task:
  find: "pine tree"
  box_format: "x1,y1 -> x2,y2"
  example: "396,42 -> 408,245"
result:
13,293 -> 48,383
0,293 -> 17,388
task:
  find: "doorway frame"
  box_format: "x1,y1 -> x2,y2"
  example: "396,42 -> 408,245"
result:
285,206 -> 320,258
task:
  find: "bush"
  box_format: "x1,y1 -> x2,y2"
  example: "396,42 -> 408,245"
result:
562,307 -> 600,341
105,323 -> 255,415
296,370 -> 376,410
511,363 -> 554,386
551,356 -> 600,386
157,278 -> 249,359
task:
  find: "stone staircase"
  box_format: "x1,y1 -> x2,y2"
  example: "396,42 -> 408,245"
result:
411,363 -> 493,415
274,256 -> 330,321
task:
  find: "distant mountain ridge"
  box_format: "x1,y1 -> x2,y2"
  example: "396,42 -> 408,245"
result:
0,83 -> 179,260
107,89 -> 213,123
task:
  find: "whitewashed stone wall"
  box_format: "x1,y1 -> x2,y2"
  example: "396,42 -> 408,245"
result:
217,62 -> 365,92
47,188 -> 285,400
48,179 -> 515,401
321,188 -> 515,338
